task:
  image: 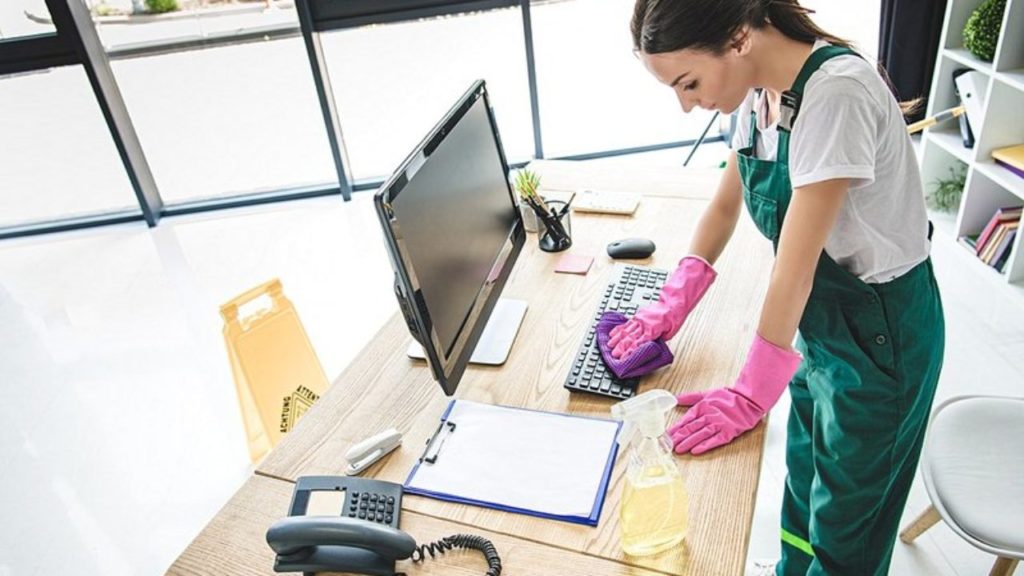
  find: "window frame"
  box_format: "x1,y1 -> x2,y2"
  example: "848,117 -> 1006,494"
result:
1,0 -> 723,240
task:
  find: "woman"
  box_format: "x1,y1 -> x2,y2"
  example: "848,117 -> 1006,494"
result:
608,1 -> 945,574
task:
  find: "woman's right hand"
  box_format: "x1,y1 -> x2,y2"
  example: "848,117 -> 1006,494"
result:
607,255 -> 717,359
607,312 -> 664,359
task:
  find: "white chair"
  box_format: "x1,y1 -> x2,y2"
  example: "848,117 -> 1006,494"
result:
900,395 -> 1024,576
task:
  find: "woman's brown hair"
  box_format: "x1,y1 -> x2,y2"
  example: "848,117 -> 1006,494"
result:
631,0 -> 921,116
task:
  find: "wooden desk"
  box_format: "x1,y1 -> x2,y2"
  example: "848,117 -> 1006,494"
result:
168,160 -> 774,576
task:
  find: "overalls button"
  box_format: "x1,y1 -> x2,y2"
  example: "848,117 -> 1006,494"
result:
875,334 -> 887,345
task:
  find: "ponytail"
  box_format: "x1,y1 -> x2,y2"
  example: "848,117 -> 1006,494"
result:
763,0 -> 852,49
766,1 -> 921,116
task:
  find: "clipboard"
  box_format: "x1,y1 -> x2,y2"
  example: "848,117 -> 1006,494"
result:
403,399 -> 621,526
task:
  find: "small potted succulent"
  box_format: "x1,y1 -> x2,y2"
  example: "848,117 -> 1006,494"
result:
513,168 -> 572,251
513,169 -> 543,233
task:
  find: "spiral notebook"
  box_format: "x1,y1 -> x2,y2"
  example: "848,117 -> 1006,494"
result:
403,399 -> 621,526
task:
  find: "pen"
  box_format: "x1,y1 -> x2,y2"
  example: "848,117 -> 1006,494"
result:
525,196 -> 546,219
531,190 -> 553,217
559,193 -> 575,217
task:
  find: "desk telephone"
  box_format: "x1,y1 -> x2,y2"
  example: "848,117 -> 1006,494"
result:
267,476 -> 501,576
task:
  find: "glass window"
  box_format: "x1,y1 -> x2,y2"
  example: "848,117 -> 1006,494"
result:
86,4 -> 334,206
89,1 -> 298,52
320,7 -> 534,180
531,0 -> 882,159
531,0 -> 718,159
0,0 -> 55,39
0,66 -> 140,229
109,35 -> 338,205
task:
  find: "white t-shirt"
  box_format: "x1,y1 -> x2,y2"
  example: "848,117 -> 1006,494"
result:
731,40 -> 930,284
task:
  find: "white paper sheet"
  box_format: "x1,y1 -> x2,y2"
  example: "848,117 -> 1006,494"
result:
405,400 -> 620,520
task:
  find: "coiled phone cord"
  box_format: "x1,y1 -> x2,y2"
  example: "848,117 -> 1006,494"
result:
404,533 -> 502,576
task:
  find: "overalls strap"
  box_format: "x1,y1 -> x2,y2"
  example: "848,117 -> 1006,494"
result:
779,45 -> 859,132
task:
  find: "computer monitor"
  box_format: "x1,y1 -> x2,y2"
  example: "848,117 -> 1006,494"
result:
374,80 -> 527,396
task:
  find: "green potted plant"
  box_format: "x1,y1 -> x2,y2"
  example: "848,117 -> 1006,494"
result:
963,0 -> 1006,62
927,163 -> 967,213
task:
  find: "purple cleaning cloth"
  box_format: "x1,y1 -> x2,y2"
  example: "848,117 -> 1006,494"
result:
596,311 -> 674,379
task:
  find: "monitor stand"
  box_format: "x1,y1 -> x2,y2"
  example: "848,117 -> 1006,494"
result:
407,298 -> 528,366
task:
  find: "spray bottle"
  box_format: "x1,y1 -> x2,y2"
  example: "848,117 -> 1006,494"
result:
611,389 -> 688,556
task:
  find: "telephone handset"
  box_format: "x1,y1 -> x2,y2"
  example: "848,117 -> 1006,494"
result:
266,476 -> 501,576
267,516 -> 415,576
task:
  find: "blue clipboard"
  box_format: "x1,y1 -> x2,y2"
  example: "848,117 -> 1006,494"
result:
403,399 -> 621,526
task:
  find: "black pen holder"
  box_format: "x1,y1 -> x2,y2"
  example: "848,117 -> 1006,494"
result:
536,200 -> 572,253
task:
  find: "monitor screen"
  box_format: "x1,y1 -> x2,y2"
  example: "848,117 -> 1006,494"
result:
374,81 -> 524,396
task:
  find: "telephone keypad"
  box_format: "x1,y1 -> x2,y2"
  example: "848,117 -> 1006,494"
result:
342,487 -> 393,524
345,489 -> 398,527
292,475 -> 403,530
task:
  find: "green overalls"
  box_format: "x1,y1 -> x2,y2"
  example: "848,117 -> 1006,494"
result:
735,46 -> 946,575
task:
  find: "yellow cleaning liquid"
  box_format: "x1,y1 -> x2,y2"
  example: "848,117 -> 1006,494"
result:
620,463 -> 688,556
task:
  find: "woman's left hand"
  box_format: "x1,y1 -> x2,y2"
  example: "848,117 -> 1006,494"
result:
668,334 -> 802,454
669,387 -> 767,454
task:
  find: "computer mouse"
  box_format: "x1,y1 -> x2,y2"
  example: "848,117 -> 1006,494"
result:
607,237 -> 656,259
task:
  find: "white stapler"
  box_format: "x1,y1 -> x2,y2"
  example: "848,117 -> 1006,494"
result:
345,428 -> 403,475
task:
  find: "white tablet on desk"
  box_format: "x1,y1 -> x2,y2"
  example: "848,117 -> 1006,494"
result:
571,189 -> 640,215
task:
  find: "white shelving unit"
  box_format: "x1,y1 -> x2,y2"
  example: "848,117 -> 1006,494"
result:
921,0 -> 1024,290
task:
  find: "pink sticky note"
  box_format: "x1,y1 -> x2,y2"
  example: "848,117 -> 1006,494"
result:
555,254 -> 594,275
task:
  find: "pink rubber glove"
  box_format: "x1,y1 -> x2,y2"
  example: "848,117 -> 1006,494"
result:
668,334 -> 802,455
608,256 -> 716,360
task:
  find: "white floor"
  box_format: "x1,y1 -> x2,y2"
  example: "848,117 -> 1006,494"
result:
2,150 -> 1022,576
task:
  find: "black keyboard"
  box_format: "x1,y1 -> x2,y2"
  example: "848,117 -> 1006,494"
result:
564,264 -> 669,399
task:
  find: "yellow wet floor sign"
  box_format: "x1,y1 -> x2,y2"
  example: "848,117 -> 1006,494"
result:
221,279 -> 328,462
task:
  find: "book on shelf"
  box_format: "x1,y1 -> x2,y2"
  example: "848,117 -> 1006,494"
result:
984,221 -> 1018,268
975,206 -> 1023,257
957,233 -> 979,251
996,159 -> 1024,180
992,143 -> 1024,180
980,226 -> 1007,263
992,229 -> 1016,273
992,144 -> 1024,176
